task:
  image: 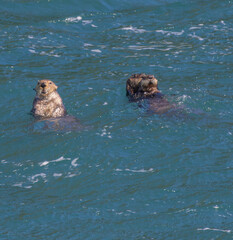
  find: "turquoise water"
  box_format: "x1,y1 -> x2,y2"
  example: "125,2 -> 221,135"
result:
1,0 -> 233,239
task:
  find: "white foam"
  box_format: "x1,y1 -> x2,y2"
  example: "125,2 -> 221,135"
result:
29,173 -> 46,184
38,50 -> 60,58
98,127 -> 112,138
53,173 -> 63,177
103,88 -> 110,91
126,210 -> 136,214
28,49 -> 36,53
71,158 -> 79,167
82,20 -> 93,25
115,168 -> 154,173
128,45 -> 156,51
125,168 -> 154,173
13,183 -> 23,187
52,156 -> 70,163
156,30 -> 184,36
65,16 -> 82,23
220,20 -> 226,25
39,156 -> 70,166
91,49 -> 102,53
39,161 -> 49,166
188,33 -> 204,41
197,228 -> 231,233
189,26 -> 202,30
65,173 -> 77,178
121,26 -> 147,33
84,43 -> 93,47
171,30 -> 184,36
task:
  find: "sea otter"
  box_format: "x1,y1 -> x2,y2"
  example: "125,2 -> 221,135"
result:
126,73 -> 173,114
31,79 -> 67,119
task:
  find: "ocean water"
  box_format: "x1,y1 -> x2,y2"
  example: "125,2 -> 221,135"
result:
0,0 -> 233,239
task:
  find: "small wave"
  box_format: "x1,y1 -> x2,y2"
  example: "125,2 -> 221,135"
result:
28,49 -> 36,54
39,156 -> 78,167
12,183 -> 32,189
53,173 -> 63,177
64,16 -> 82,23
128,45 -> 156,51
84,43 -> 93,47
115,168 -> 154,173
71,158 -> 79,167
28,173 -> 46,184
189,26 -> 202,30
156,30 -> 184,36
91,49 -> 102,53
197,228 -> 231,233
188,33 -> 204,41
82,20 -> 93,25
121,26 -> 147,33
39,50 -> 61,58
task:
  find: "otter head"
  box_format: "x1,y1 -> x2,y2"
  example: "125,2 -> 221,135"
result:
126,74 -> 146,96
138,76 -> 159,95
34,79 -> 58,98
126,74 -> 159,98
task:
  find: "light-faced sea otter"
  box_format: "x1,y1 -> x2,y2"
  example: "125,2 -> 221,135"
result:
31,79 -> 85,131
31,79 -> 67,119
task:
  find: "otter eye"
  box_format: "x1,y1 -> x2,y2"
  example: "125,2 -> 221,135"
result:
49,82 -> 52,84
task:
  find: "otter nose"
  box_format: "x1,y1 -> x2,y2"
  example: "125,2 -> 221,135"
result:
41,83 -> 46,88
149,80 -> 153,85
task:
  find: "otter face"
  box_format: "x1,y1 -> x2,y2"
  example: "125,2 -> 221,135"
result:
34,80 -> 58,97
138,78 -> 158,94
126,74 -> 159,98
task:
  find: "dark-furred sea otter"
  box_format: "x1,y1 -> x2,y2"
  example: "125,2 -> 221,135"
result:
126,73 -> 174,114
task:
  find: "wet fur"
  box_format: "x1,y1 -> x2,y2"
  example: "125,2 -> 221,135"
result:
31,80 -> 67,119
126,74 -> 173,114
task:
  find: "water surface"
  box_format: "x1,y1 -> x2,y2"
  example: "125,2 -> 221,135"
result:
0,0 -> 233,239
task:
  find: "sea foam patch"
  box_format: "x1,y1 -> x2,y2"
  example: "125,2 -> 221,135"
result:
64,16 -> 82,23
39,156 -> 79,167
121,26 -> 147,33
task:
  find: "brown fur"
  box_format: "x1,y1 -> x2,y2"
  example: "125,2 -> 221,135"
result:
126,74 -> 173,114
31,80 -> 67,119
126,73 -> 160,99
